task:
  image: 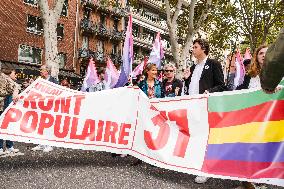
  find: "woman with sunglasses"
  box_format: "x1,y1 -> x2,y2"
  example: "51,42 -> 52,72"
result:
162,63 -> 183,97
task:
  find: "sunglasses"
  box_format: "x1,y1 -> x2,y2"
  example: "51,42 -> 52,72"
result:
165,70 -> 174,72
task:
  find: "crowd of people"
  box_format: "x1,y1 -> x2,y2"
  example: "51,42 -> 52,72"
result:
0,30 -> 283,189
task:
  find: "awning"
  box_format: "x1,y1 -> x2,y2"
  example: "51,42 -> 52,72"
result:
0,61 -> 82,86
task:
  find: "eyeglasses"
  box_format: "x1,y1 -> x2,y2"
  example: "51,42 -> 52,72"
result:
165,70 -> 174,73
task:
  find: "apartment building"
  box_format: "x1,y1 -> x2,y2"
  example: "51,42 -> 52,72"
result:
129,0 -> 173,67
78,0 -> 127,75
0,0 -> 83,85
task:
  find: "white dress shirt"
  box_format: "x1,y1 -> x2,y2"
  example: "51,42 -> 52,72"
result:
249,75 -> 261,89
188,57 -> 207,95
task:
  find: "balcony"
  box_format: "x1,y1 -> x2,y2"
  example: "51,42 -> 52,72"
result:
97,23 -> 110,38
133,34 -> 154,48
110,30 -> 124,41
132,9 -> 168,31
142,0 -> 164,8
112,7 -> 128,18
78,48 -> 96,58
80,18 -> 96,36
80,0 -> 98,9
97,0 -> 111,14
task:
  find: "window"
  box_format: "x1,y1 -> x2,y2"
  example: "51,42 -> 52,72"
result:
113,20 -> 119,31
82,36 -> 89,49
24,0 -> 38,6
100,14 -> 106,25
133,24 -> 139,38
58,53 -> 67,69
61,0 -> 68,17
112,44 -> 118,54
97,40 -> 104,53
18,44 -> 42,64
27,15 -> 43,35
57,23 -> 64,40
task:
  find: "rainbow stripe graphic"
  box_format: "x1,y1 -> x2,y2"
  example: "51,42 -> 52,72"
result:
203,89 -> 284,179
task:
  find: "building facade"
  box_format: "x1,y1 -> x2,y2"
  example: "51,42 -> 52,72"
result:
129,0 -> 173,68
0,0 -> 82,85
0,0 -> 173,87
0,0 -> 127,87
77,0 -> 127,76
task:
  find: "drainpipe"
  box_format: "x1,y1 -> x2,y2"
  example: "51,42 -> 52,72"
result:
73,0 -> 80,73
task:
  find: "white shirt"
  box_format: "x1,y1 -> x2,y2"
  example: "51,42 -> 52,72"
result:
249,75 -> 261,89
188,57 -> 207,95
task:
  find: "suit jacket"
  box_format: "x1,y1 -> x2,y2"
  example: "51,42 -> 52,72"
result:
185,58 -> 225,94
48,76 -> 59,84
260,28 -> 284,91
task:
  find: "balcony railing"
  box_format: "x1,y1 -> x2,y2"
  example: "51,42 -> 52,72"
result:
133,34 -> 154,46
78,48 -> 106,62
143,0 -> 164,8
97,23 -> 110,38
111,30 -> 124,41
81,0 -> 98,9
132,9 -> 168,31
80,18 -> 96,36
96,0 -> 111,13
78,48 -> 94,58
112,7 -> 128,17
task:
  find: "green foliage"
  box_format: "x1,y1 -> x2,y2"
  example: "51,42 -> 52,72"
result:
128,0 -> 284,60
206,0 -> 284,54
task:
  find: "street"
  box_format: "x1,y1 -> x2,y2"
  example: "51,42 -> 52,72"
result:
0,143 -> 282,189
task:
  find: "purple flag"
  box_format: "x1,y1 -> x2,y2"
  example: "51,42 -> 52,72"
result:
115,15 -> 133,88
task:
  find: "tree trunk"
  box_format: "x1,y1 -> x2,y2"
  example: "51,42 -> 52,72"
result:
43,16 -> 60,77
38,0 -> 65,78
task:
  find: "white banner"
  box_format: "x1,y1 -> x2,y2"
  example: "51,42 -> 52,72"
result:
0,79 -> 283,187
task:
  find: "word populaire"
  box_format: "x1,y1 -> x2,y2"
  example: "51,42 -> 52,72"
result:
1,83 -> 132,146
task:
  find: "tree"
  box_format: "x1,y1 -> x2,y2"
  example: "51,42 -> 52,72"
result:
165,0 -> 213,78
203,0 -> 284,55
38,0 -> 65,78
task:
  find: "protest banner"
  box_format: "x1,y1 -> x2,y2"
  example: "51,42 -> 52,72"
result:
0,79 -> 283,187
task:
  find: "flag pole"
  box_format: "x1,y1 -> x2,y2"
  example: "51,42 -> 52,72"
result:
226,41 -> 237,87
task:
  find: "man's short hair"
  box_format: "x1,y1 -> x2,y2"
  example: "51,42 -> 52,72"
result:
41,65 -> 52,74
164,63 -> 176,72
193,38 -> 210,55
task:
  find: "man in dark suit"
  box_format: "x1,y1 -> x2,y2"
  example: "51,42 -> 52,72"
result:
185,38 -> 225,96
185,39 -> 225,184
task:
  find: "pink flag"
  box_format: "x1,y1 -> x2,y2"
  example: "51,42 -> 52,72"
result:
234,49 -> 245,88
158,72 -> 163,82
244,48 -> 252,60
132,60 -> 145,78
143,56 -> 148,70
81,58 -> 99,92
105,57 -> 119,89
148,32 -> 164,69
